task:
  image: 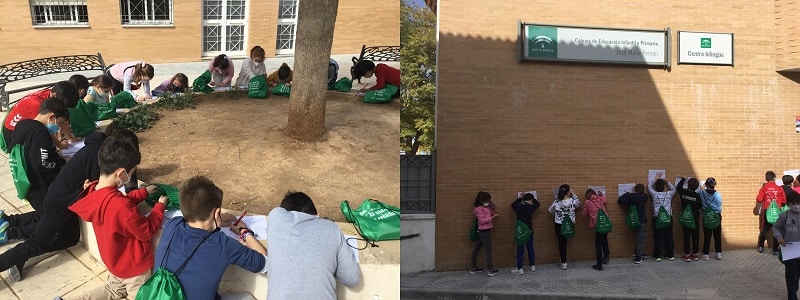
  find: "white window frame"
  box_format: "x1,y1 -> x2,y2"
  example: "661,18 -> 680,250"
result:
202,0 -> 248,57
275,0 -> 298,55
29,0 -> 89,27
120,0 -> 174,26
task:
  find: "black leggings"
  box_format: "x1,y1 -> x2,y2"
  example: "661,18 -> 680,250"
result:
553,223 -> 568,263
471,229 -> 493,269
703,214 -> 722,254
0,205 -> 81,271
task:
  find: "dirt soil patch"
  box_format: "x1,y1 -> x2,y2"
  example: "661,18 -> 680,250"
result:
134,91 -> 399,222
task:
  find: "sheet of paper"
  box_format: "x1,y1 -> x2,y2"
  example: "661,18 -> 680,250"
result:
213,86 -> 232,91
551,187 -> 559,199
344,234 -> 360,263
648,170 -> 666,182
588,186 -> 606,197
517,191 -> 537,199
618,183 -> 635,196
220,215 -> 268,241
782,242 -> 800,261
60,139 -> 86,158
786,170 -> 800,179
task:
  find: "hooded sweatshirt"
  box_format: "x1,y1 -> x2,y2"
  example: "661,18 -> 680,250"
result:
582,194 -> 607,228
618,191 -> 648,224
12,118 -> 65,203
548,195 -> 581,224
265,207 -> 360,300
44,132 -> 106,210
511,197 -> 540,229
757,181 -> 785,210
649,178 -> 676,216
774,209 -> 800,243
699,189 -> 722,214
677,177 -> 702,211
69,181 -> 165,278
369,63 -> 401,90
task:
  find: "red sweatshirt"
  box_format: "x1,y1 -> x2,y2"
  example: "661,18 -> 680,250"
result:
69,182 -> 165,278
757,181 -> 786,209
3,88 -> 51,131
369,64 -> 401,90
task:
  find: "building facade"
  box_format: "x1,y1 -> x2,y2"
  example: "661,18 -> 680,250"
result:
435,0 -> 800,270
0,0 -> 399,64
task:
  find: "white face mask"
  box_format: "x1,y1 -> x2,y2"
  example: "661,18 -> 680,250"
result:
792,205 -> 800,213
482,203 -> 490,207
96,87 -> 107,96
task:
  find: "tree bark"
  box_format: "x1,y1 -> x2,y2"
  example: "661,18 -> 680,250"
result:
286,0 -> 339,141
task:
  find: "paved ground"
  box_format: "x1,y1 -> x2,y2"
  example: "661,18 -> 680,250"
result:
401,249 -> 790,300
0,54 -> 401,299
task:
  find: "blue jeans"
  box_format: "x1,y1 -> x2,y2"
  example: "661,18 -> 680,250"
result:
516,234 -> 535,269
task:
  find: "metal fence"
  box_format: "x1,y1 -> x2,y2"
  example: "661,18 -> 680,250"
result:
400,152 -> 435,214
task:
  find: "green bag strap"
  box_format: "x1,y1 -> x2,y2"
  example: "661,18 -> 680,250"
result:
342,200 -> 378,250
161,220 -> 215,276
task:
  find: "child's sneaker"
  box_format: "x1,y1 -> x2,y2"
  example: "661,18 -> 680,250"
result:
591,264 -> 603,271
716,252 -> 722,260
682,255 -> 691,262
774,251 -> 780,256
530,265 -> 536,272
691,253 -> 699,261
487,269 -> 499,277
560,263 -> 568,270
510,268 -> 523,275
653,257 -> 662,262
8,263 -> 21,282
469,267 -> 484,274
758,246 -> 764,253
633,257 -> 643,264
602,256 -> 610,264
666,256 -> 675,261
702,254 -> 710,261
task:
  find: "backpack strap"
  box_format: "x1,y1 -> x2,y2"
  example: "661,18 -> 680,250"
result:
161,220 -> 216,276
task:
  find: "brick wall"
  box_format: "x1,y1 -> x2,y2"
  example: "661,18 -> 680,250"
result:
435,0 -> 800,271
775,0 -> 800,70
0,0 -> 398,63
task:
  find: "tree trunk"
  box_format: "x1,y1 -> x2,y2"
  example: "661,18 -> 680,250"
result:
286,0 -> 339,142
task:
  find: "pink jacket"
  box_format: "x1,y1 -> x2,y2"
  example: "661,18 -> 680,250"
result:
474,205 -> 496,230
208,58 -> 235,86
582,194 -> 607,228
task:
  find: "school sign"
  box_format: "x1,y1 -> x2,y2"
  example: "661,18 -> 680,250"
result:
678,31 -> 734,65
519,23 -> 670,68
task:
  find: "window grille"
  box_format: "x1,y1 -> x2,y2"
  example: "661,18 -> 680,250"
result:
120,0 -> 173,25
30,0 -> 88,26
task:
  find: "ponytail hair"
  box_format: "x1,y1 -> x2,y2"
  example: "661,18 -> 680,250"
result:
132,63 -> 154,84
213,54 -> 230,70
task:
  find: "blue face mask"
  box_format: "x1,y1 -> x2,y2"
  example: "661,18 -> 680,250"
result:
46,118 -> 59,134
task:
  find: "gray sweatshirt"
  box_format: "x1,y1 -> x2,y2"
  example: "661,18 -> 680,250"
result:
265,207 -> 361,300
774,210 -> 800,243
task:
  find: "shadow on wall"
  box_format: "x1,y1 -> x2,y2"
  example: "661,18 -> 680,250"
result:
433,32 -> 703,271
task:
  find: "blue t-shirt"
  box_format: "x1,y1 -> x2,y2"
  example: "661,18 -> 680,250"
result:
154,217 -> 267,300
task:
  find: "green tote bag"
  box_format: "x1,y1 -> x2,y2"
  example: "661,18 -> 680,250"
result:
514,220 -> 532,245
9,144 -> 30,200
340,199 -> 400,242
625,205 -> 640,229
678,205 -> 696,229
654,206 -> 672,229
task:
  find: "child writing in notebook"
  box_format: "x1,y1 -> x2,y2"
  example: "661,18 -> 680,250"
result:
84,75 -> 114,103
107,61 -> 154,101
235,46 -> 267,87
267,63 -> 293,87
208,54 -> 234,87
152,73 -> 189,96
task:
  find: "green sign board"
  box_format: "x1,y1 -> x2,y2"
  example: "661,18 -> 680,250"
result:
527,26 -> 558,59
701,38 -> 711,48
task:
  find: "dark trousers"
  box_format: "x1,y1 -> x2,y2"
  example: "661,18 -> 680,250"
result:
703,214 -> 722,254
553,223 -> 568,263
471,229 -> 493,269
682,209 -> 701,254
0,204 -> 81,272
633,223 -> 647,259
759,212 -> 780,252
516,234 -> 535,269
786,258 -> 800,300
2,126 -> 12,152
595,232 -> 610,265
653,217 -> 675,259
6,210 -> 42,240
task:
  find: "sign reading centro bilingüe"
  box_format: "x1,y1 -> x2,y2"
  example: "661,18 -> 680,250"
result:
519,22 -> 670,68
678,31 -> 733,65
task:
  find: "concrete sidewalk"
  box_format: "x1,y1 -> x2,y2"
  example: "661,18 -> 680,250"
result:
401,249 -> 789,300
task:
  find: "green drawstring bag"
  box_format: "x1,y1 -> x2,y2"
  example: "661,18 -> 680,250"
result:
247,75 -> 269,99
9,144 -> 30,200
0,114 -> 8,153
559,216 -> 575,238
136,228 -> 211,300
145,183 -> 181,210
85,100 -> 117,121
111,91 -> 137,109
192,70 -> 214,93
654,206 -> 672,229
595,209 -> 613,234
272,82 -> 291,96
69,100 -> 98,137
703,205 -> 721,229
626,205 -> 640,229
363,84 -> 399,104
469,219 -> 479,242
767,201 -> 781,224
678,205 -> 696,229
782,204 -> 791,213
340,199 -> 400,242
328,77 -> 353,92
514,220 -> 532,245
